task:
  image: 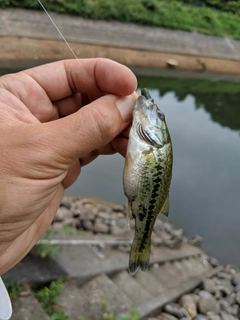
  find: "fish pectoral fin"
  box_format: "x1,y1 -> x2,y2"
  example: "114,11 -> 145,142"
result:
160,195 -> 170,217
126,202 -> 134,229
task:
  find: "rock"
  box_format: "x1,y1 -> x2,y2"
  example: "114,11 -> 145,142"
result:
203,279 -> 217,294
198,291 -> 213,298
232,273 -> 240,287
116,218 -> 126,229
179,294 -> 198,318
116,212 -> 125,219
219,299 -> 232,314
214,290 -> 222,300
70,200 -> 83,216
80,219 -> 93,231
223,293 -> 236,306
198,295 -> 220,315
215,278 -> 234,297
153,219 -> 164,234
234,283 -> 240,292
209,258 -> 220,268
189,235 -> 202,247
206,312 -> 221,320
163,237 -> 183,249
235,292 -> 240,305
166,59 -> 179,68
81,207 -> 97,220
171,228 -> 183,238
111,224 -> 127,235
54,206 -> 72,222
84,203 -> 99,215
216,272 -> 232,282
220,311 -> 238,320
51,222 -> 63,231
164,302 -> 189,318
97,211 -> 112,220
230,304 -> 239,317
154,230 -> 172,241
93,219 -> 109,234
112,204 -> 125,213
163,222 -> 174,233
195,315 -> 207,320
60,196 -> 72,209
62,217 -> 77,228
158,313 -> 179,320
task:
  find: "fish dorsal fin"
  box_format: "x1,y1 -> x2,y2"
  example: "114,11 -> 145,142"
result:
160,195 -> 169,217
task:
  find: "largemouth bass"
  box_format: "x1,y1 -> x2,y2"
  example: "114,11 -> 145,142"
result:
123,88 -> 173,275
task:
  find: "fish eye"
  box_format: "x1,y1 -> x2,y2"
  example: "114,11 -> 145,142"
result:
157,110 -> 165,120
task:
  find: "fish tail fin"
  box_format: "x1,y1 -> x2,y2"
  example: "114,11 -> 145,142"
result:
129,239 -> 151,275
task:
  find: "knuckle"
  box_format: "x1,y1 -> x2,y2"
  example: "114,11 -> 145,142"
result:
90,103 -> 121,143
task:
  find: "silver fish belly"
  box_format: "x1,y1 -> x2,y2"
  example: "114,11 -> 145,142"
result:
123,88 -> 173,275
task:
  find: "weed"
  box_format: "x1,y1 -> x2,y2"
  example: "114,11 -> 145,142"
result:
35,229 -> 61,260
121,309 -> 140,320
34,279 -> 68,320
4,279 -> 29,300
63,225 -> 80,235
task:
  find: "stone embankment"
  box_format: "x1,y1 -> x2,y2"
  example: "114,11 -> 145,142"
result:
4,196 -> 240,320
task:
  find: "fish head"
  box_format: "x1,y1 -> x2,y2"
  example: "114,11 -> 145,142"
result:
133,88 -> 170,148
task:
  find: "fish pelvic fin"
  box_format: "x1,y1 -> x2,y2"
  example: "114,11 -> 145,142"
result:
129,239 -> 151,275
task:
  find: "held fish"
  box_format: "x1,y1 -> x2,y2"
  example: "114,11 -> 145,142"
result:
123,88 -> 173,275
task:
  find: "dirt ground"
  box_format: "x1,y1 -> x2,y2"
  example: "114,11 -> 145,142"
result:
1,36 -> 240,74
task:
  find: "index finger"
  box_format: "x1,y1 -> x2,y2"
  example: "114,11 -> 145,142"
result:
24,58 -> 137,101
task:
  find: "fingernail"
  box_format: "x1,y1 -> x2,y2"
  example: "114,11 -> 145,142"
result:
116,94 -> 136,123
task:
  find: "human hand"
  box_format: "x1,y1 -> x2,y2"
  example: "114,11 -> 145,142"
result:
0,58 -> 137,275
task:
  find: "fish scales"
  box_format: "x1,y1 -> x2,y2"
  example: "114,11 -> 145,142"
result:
123,88 -> 172,275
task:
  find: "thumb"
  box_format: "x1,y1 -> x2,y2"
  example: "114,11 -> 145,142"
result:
41,93 -> 136,163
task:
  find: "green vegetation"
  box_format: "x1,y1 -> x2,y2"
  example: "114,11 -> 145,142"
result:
34,279 -> 68,320
1,0 -> 240,39
79,309 -> 140,320
34,229 -> 60,260
63,225 -> 81,235
78,298 -> 140,320
138,76 -> 240,131
181,0 -> 240,15
4,279 -> 29,300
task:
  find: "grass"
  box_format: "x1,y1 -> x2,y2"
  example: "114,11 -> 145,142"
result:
34,229 -> 61,260
4,279 -> 29,300
1,0 -> 240,39
34,279 -> 68,320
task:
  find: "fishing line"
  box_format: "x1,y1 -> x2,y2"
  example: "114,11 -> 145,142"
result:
37,0 -> 81,64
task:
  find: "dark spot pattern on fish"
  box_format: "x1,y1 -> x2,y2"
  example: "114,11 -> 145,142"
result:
138,156 -> 164,253
138,205 -> 146,222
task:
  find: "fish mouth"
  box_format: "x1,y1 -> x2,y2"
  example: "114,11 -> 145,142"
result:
141,88 -> 155,107
141,88 -> 151,100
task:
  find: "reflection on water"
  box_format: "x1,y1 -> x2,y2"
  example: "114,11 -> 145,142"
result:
69,76 -> 239,265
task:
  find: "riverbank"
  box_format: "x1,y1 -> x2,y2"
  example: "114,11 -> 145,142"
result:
0,8 -> 240,75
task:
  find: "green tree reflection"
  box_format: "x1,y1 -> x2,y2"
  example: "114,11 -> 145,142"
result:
138,77 -> 240,131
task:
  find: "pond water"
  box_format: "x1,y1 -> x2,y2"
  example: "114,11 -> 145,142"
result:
66,74 -> 240,266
